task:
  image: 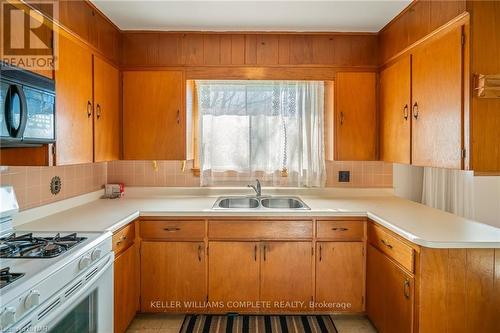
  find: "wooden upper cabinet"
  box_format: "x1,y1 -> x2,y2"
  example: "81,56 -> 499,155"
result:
411,26 -> 463,169
208,242 -> 260,309
380,57 -> 411,164
93,55 -> 120,162
140,241 -> 206,312
260,241 -> 313,312
335,72 -> 377,161
55,34 -> 93,165
123,70 -> 186,160
316,242 -> 364,312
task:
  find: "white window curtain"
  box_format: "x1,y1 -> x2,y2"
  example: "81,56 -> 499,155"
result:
421,167 -> 475,218
197,80 -> 325,187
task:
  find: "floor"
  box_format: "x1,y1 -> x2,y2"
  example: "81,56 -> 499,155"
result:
126,314 -> 377,333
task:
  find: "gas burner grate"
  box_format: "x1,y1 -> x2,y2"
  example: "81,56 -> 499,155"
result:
0,267 -> 24,289
0,233 -> 87,259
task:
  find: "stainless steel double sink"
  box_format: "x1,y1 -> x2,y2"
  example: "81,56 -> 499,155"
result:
212,196 -> 310,210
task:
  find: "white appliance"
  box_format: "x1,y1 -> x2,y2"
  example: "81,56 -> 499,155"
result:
0,186 -> 114,333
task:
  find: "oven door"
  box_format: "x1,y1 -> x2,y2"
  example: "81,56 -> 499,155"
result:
18,253 -> 114,333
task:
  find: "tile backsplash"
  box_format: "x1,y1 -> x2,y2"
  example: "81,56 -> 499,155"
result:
0,163 -> 107,210
1,160 -> 392,211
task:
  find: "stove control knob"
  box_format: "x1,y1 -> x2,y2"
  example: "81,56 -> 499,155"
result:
79,255 -> 91,270
24,290 -> 40,310
91,248 -> 102,261
0,307 -> 16,329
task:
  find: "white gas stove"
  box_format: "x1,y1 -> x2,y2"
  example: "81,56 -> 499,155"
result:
0,187 -> 114,333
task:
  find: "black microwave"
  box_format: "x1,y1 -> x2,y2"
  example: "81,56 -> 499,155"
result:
0,63 -> 55,147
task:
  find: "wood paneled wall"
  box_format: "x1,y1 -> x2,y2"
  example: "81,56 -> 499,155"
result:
379,0 -> 466,64
467,0 -> 500,173
121,32 -> 378,68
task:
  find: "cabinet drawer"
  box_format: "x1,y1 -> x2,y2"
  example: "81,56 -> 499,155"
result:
140,220 -> 205,240
112,223 -> 135,255
317,220 -> 365,240
368,223 -> 414,273
208,220 -> 313,239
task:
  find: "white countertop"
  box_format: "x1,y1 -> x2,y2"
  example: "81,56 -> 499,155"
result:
13,187 -> 500,249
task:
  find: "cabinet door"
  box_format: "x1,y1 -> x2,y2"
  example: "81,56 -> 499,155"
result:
380,57 -> 411,164
93,55 -> 120,162
260,242 -> 313,312
114,243 -> 139,333
316,242 -> 364,312
411,26 -> 463,168
385,257 -> 414,333
141,241 -> 206,312
367,244 -> 414,333
335,72 -> 377,160
55,34 -> 93,165
208,242 -> 260,312
123,71 -> 185,160
366,245 -> 385,331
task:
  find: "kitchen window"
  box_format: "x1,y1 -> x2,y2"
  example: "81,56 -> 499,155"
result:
194,80 -> 326,187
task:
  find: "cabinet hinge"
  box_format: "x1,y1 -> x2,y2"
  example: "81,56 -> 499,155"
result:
311,247 -> 314,256
461,148 -> 466,159
206,295 -> 209,302
362,296 -> 365,305
461,33 -> 466,46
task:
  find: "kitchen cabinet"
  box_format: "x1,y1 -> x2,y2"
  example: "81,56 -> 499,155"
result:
56,33 -> 120,165
113,223 -> 139,333
367,244 -> 414,333
208,242 -> 260,309
316,242 -> 364,312
55,34 -> 94,165
335,72 -> 377,161
380,56 -> 411,164
411,26 -> 463,169
122,71 -> 186,160
380,26 -> 464,169
260,241 -> 313,312
93,55 -> 120,162
140,241 -> 206,312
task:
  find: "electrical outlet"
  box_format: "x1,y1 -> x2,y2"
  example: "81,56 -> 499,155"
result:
338,171 -> 350,182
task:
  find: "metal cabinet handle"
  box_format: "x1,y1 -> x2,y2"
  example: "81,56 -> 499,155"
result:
403,104 -> 409,120
254,244 -> 257,261
340,111 -> 344,125
412,102 -> 419,119
176,110 -> 180,124
403,279 -> 410,299
86,101 -> 92,118
96,104 -> 101,119
116,235 -> 127,245
163,227 -> 181,232
319,245 -> 322,262
263,244 -> 267,261
197,244 -> 202,262
332,227 -> 348,232
381,239 -> 393,249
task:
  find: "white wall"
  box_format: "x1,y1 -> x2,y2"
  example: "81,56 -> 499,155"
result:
393,164 -> 500,228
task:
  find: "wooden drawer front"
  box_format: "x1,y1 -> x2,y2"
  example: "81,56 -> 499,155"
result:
208,220 -> 313,239
317,220 -> 365,240
368,223 -> 414,272
140,220 -> 205,240
112,223 -> 135,255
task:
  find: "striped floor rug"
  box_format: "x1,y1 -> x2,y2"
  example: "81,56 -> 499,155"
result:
180,315 -> 338,333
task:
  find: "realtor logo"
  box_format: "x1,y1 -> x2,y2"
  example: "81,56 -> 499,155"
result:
1,0 -> 58,70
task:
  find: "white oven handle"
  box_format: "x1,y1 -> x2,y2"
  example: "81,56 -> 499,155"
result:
12,253 -> 114,333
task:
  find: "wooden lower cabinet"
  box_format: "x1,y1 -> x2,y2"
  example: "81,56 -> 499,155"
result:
367,244 -> 414,333
114,243 -> 139,333
260,241 -> 313,312
208,242 -> 260,312
316,242 -> 364,312
140,241 -> 206,312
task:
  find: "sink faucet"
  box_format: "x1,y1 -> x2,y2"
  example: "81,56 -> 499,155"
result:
248,179 -> 262,197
